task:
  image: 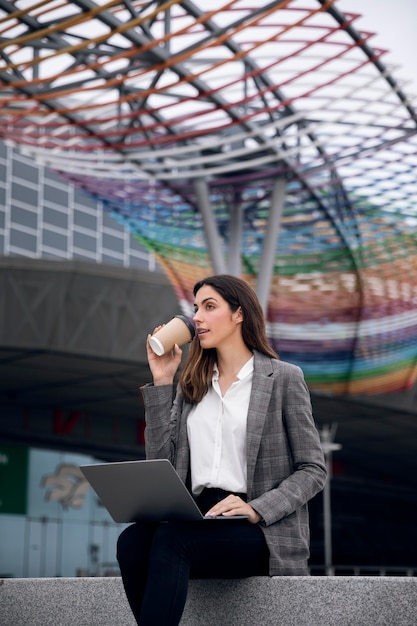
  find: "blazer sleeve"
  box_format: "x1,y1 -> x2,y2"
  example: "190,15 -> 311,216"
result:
140,383 -> 178,461
249,362 -> 327,527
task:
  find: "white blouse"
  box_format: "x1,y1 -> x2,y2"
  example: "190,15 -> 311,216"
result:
186,356 -> 254,496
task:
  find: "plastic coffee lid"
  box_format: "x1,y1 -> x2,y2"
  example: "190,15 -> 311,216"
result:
149,335 -> 165,356
175,315 -> 196,338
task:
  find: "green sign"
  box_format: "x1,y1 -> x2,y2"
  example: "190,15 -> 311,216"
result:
0,444 -> 28,514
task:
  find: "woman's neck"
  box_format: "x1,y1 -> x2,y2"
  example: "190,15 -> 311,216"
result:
216,346 -> 253,379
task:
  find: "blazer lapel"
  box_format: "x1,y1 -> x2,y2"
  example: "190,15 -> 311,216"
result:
246,352 -> 274,496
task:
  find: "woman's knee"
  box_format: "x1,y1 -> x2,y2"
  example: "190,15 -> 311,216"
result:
117,524 -> 136,562
117,523 -> 154,564
151,523 -> 191,559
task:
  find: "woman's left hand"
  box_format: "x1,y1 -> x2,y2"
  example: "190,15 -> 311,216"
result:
205,495 -> 261,524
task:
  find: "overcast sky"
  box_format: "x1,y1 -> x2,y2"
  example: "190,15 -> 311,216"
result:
338,0 -> 417,90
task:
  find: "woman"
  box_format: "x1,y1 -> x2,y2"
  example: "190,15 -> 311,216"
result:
117,274 -> 327,626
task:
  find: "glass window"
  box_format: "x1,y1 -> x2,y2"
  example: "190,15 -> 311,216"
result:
11,182 -> 37,206
102,232 -> 124,254
9,228 -> 37,252
72,250 -> 96,261
42,248 -> 67,260
128,255 -> 149,269
42,229 -> 68,251
101,253 -> 122,265
44,184 -> 69,207
11,205 -> 37,229
74,189 -> 97,211
73,209 -> 97,231
45,169 -> 67,186
103,211 -> 124,231
73,231 -> 97,252
43,207 -> 68,229
12,159 -> 38,185
129,235 -> 147,252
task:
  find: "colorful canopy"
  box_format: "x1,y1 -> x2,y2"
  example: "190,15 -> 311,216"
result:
1,0 -> 417,394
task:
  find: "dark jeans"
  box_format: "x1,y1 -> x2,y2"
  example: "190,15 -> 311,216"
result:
116,488 -> 269,626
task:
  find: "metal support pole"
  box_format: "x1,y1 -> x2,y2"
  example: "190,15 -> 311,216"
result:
193,179 -> 227,275
323,455 -> 333,576
256,177 -> 286,313
164,7 -> 171,54
228,192 -> 243,276
320,423 -> 342,576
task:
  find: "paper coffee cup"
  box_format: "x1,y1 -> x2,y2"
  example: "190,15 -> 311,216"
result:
149,315 -> 195,356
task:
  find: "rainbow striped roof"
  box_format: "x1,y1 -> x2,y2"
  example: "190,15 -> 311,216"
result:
1,0 -> 417,394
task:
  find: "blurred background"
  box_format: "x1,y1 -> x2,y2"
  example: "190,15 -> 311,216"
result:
1,0 -> 416,578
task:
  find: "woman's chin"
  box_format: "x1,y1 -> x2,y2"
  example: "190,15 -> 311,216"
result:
198,336 -> 213,349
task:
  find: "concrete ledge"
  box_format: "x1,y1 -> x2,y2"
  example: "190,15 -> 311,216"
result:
1,576 -> 416,626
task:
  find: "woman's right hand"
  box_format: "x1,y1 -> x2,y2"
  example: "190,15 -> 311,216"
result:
146,328 -> 183,385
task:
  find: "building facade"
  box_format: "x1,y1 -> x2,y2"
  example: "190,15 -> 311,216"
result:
0,140 -> 156,577
0,140 -> 156,271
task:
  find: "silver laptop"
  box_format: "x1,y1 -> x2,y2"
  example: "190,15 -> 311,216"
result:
80,458 -> 247,523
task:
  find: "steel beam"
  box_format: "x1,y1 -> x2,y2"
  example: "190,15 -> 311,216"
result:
193,179 -> 227,274
256,177 -> 286,313
227,193 -> 243,276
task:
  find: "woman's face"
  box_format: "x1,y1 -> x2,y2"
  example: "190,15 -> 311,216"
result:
192,284 -> 242,350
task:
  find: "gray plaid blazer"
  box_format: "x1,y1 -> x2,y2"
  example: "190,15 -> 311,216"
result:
141,350 -> 327,575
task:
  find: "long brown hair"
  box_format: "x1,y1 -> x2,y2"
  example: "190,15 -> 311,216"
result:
179,274 -> 278,404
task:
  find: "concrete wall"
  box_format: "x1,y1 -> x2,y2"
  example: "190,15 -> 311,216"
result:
1,576 -> 416,626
